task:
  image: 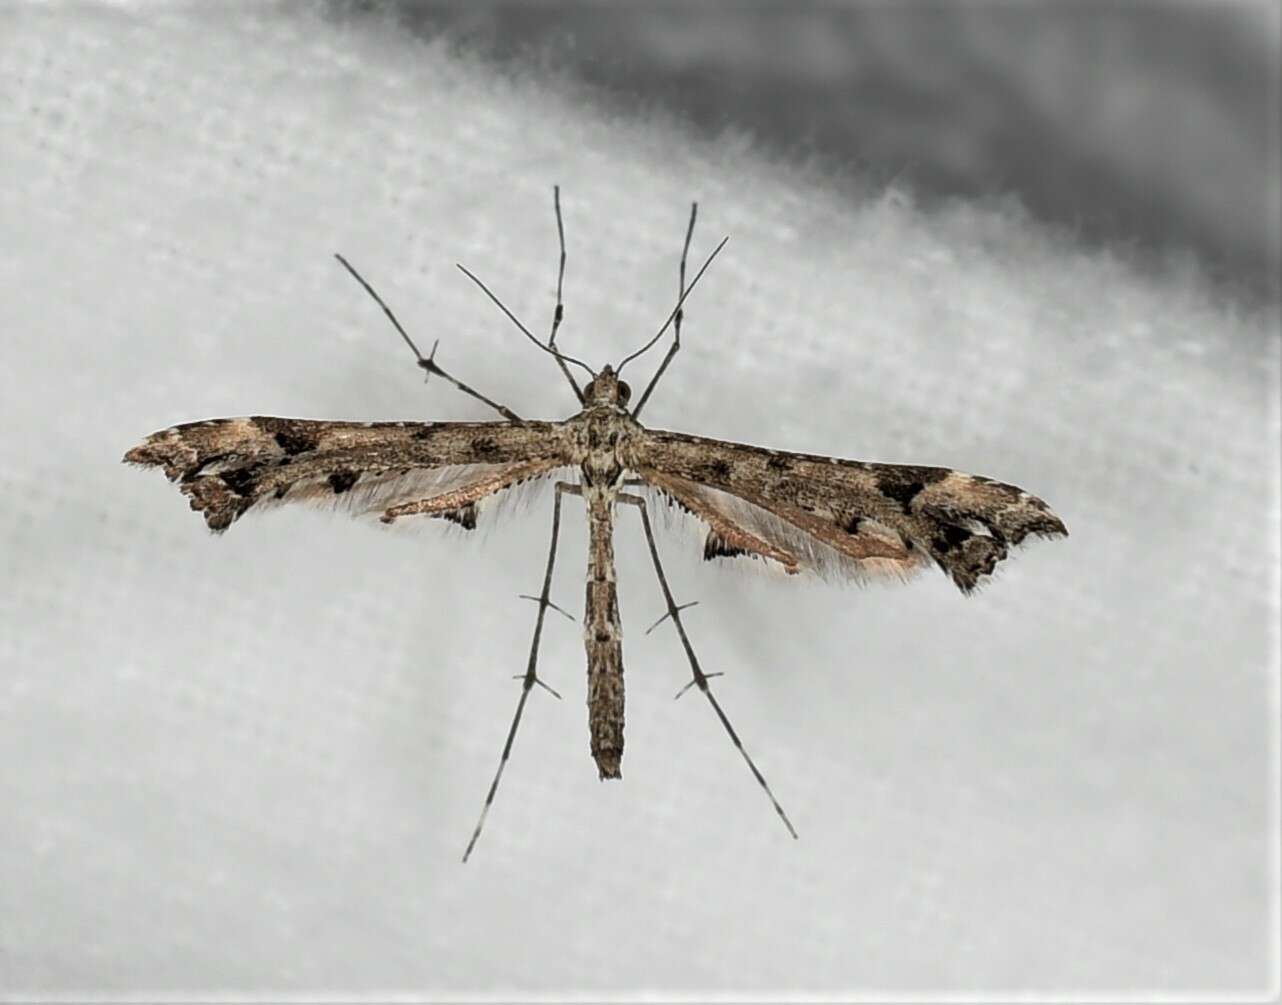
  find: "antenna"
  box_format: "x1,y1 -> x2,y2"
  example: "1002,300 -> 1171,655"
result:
546,185 -> 585,403
616,235 -> 728,373
334,253 -> 524,423
456,264 -> 597,380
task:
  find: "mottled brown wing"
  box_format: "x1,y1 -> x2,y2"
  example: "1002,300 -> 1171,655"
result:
124,417 -> 572,532
625,429 -> 1067,594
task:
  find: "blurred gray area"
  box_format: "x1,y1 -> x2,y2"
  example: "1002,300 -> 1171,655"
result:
352,1 -> 1281,303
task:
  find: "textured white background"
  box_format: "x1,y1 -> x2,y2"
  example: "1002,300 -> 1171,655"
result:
1,5 -> 1278,998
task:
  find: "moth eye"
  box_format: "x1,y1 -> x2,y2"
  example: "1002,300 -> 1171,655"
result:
617,381 -> 632,403
583,380 -> 595,399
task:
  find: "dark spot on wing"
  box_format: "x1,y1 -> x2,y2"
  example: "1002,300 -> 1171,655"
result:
471,437 -> 499,457
933,523 -> 972,552
411,426 -> 437,441
845,515 -> 863,534
220,467 -> 259,497
883,480 -> 925,512
766,454 -> 791,471
434,504 -> 477,530
274,431 -> 313,455
708,458 -> 732,480
876,466 -> 948,513
273,483 -> 292,500
252,417 -> 319,456
328,470 -> 359,494
704,531 -> 748,561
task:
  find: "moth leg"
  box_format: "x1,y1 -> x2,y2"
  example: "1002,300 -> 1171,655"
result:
644,600 -> 699,636
630,202 -> 697,421
333,253 -> 524,423
463,480 -> 582,863
546,185 -> 585,404
617,491 -> 799,841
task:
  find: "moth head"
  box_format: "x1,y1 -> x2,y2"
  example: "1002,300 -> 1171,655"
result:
583,365 -> 631,407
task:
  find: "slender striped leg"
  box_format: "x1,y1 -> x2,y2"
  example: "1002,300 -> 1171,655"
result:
617,491 -> 798,840
333,253 -> 524,422
630,201 -> 697,421
463,481 -> 582,862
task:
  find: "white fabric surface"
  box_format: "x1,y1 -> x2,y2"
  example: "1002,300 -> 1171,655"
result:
2,6 -> 1277,997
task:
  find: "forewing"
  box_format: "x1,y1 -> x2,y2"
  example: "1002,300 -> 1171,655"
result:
626,429 -> 1067,593
124,417 -> 571,532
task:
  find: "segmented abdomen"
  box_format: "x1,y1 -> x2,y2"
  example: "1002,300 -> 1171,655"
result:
584,492 -> 624,779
